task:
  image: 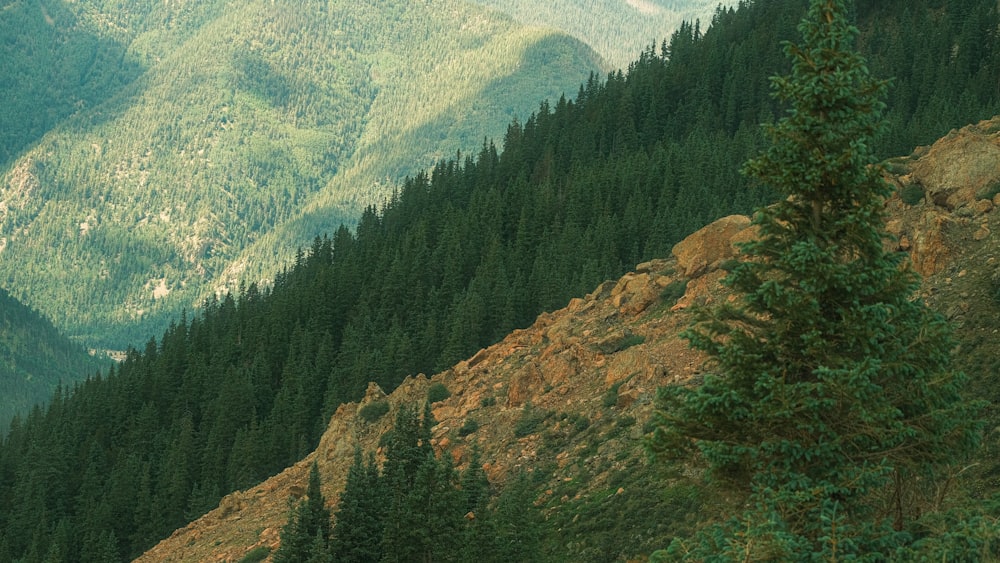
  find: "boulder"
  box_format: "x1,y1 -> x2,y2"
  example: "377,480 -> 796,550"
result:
671,215 -> 752,277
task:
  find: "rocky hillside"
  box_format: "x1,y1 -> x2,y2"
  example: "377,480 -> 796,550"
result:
138,117 -> 1000,562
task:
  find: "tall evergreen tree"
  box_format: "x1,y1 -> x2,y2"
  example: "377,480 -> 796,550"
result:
649,0 -> 985,559
274,462 -> 332,563
491,469 -> 543,563
331,449 -> 387,563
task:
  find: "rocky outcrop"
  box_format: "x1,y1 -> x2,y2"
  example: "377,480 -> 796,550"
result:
909,118 -> 1000,211
885,116 -> 1000,276
671,214 -> 752,277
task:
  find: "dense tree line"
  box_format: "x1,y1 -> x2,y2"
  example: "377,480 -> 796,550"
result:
274,404 -> 542,563
1,0 -> 999,560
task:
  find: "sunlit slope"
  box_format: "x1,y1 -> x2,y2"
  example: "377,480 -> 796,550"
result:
218,28 -> 601,293
0,0 -> 603,346
466,0 -> 734,69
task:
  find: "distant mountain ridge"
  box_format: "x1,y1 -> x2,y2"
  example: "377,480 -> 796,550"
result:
466,0 -> 735,69
0,0 -> 603,347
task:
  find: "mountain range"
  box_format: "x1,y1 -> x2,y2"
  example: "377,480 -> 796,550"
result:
0,0 -> 605,346
466,0 -> 730,69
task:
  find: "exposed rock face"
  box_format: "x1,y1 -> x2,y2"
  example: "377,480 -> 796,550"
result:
886,116 -> 1000,276
138,117 -> 1000,562
671,214 -> 752,277
137,252 -> 705,563
910,118 -> 1000,211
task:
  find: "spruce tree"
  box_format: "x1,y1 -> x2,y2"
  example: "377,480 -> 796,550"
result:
331,449 -> 387,563
274,462 -> 332,563
649,0 -> 984,558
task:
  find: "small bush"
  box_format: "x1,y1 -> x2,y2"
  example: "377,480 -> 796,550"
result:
572,414 -> 590,433
359,400 -> 390,423
480,396 -> 497,407
597,333 -> 646,354
976,180 -> 1000,202
541,428 -> 570,453
427,382 -> 451,403
603,382 -> 624,409
661,279 -> 688,302
900,183 -> 925,205
238,546 -> 271,563
514,403 -> 548,437
458,418 -> 479,437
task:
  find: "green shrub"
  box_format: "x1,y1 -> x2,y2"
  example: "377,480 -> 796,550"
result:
238,546 -> 271,563
900,183 -> 925,205
514,403 -> 548,437
359,400 -> 390,423
976,180 -> 1000,201
660,279 -> 688,302
541,428 -> 570,453
480,396 -> 497,407
458,418 -> 479,437
597,333 -> 646,354
617,415 -> 636,429
427,382 -> 451,403
603,382 -> 624,409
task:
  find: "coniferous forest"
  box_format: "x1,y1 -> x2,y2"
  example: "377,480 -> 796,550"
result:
1,0 -> 1000,561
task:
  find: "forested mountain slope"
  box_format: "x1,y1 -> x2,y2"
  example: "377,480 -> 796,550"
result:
0,288 -> 106,432
1,1 -> 998,561
0,0 -> 602,347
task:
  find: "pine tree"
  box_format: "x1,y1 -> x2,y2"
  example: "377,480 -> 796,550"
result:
331,449 -> 387,563
460,445 -> 496,561
274,462 -> 332,563
491,469 -> 543,563
649,0 -> 985,559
